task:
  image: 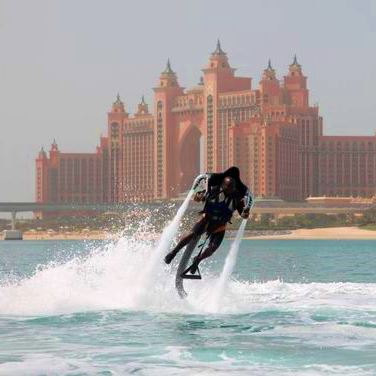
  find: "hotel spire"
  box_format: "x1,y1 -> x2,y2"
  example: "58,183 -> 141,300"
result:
212,39 -> 226,55
288,54 -> 304,77
38,146 -> 47,158
136,95 -> 149,115
163,59 -> 174,75
51,138 -> 58,151
290,54 -> 300,68
159,58 -> 179,87
262,59 -> 276,80
207,39 -> 231,70
112,93 -> 126,113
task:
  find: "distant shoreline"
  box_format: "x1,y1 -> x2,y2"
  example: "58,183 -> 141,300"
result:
242,226 -> 376,240
1,226 -> 376,241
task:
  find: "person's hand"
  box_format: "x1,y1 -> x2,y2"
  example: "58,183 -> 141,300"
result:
241,208 -> 250,219
194,192 -> 206,202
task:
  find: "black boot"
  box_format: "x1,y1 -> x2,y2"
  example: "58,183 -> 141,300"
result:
164,250 -> 178,264
189,256 -> 200,274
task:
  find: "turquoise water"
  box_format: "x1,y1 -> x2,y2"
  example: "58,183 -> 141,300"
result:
1,238 -> 376,375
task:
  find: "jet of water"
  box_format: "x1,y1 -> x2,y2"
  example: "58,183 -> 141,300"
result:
151,190 -> 193,268
147,173 -> 207,274
137,189 -> 194,301
210,219 -> 248,312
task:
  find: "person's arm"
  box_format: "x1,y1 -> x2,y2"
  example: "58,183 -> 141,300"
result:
237,189 -> 254,219
237,199 -> 246,217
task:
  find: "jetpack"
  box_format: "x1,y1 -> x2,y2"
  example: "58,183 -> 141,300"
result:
175,173 -> 254,298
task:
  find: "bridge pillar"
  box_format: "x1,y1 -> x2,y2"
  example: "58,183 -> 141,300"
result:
11,211 -> 16,231
3,211 -> 23,240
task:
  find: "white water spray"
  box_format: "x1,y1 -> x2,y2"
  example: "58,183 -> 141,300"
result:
138,190 -> 194,296
1,226 -> 376,316
210,219 -> 248,311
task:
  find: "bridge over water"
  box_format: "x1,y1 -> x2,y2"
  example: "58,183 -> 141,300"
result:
0,202 -> 164,238
0,201 -> 371,215
0,202 -> 162,214
0,201 -> 371,239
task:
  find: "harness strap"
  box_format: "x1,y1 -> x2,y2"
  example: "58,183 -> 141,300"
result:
205,188 -> 236,220
197,234 -> 210,254
197,224 -> 226,258
212,224 -> 226,234
181,222 -> 226,279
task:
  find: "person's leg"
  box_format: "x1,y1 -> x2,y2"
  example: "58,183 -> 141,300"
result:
168,232 -> 195,255
164,215 -> 207,264
189,230 -> 225,273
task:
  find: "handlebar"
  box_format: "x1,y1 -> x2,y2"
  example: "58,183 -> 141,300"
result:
191,173 -> 210,193
243,190 -> 254,211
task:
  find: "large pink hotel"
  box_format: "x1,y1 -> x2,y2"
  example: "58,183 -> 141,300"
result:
36,41 -> 376,205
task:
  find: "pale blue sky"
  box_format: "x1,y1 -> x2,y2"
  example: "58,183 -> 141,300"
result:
0,0 -> 375,201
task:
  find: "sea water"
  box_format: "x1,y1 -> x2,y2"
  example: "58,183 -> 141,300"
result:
1,237 -> 376,375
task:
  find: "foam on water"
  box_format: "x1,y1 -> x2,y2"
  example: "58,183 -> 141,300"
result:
1,228 -> 376,317
1,199 -> 376,375
1,193 -> 376,317
1,224 -> 376,375
0,356 -> 374,376
0,354 -> 374,376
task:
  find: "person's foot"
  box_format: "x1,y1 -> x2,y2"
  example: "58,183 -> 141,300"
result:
164,250 -> 178,264
189,256 -> 200,274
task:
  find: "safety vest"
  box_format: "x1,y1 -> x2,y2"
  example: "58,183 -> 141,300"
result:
203,189 -> 237,223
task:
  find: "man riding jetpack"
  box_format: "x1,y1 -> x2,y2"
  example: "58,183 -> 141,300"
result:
164,166 -> 254,275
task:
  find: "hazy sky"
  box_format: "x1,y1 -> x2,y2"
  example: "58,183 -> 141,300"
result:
0,0 -> 375,202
